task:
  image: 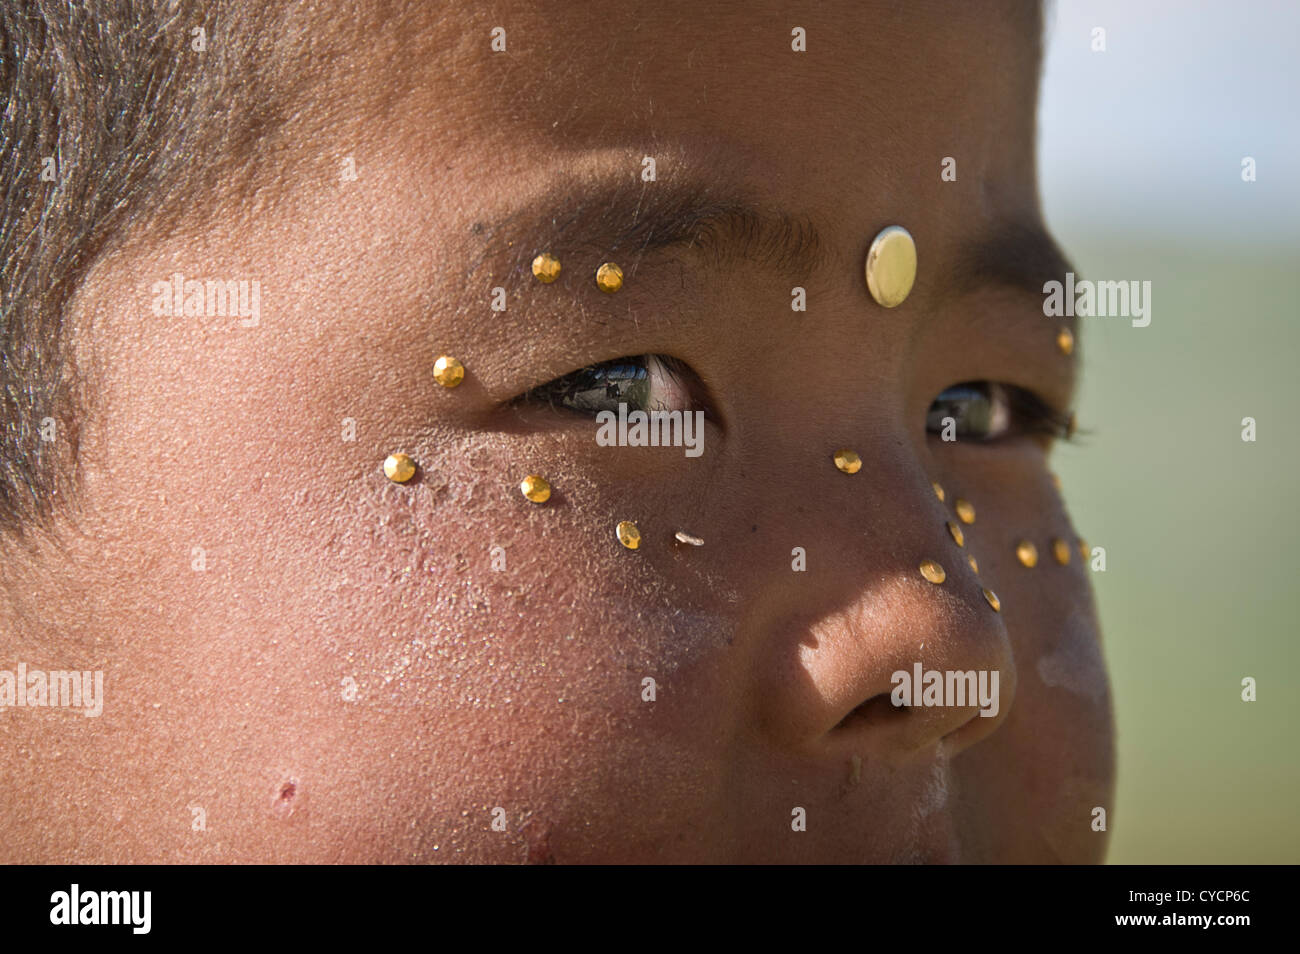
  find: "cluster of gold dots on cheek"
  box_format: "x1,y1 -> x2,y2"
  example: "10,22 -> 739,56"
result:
930,483 -> 1001,611
1003,538 -> 1086,566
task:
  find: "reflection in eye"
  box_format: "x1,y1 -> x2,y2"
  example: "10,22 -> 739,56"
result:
521,355 -> 697,415
927,382 -> 1073,441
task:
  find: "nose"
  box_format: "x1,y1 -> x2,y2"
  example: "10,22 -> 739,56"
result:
747,469 -> 1017,763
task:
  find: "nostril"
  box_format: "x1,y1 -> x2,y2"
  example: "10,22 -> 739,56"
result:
832,692 -> 903,733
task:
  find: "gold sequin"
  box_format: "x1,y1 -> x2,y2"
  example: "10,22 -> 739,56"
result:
954,498 -> 975,524
1015,540 -> 1038,568
946,520 -> 964,547
932,481 -> 945,502
674,530 -> 704,546
383,453 -> 416,483
919,559 -> 946,584
532,253 -> 561,283
967,554 -> 979,573
595,262 -> 624,293
864,225 -> 917,308
1052,538 -> 1071,564
1057,328 -> 1075,355
617,520 -> 641,550
1079,539 -> 1090,562
520,474 -> 551,503
983,588 -> 1001,612
433,355 -> 465,388
833,449 -> 862,474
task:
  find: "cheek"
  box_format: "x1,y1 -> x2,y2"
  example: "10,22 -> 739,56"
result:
290,432 -> 749,860
941,457 -> 1115,860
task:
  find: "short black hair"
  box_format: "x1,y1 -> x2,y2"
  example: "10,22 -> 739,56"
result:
0,1 -> 296,536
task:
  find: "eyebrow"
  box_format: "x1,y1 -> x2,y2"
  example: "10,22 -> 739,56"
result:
950,219 -> 1080,303
467,174 -> 1076,306
465,178 -> 828,291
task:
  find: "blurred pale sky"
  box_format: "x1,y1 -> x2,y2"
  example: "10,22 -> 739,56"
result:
1037,0 -> 1300,248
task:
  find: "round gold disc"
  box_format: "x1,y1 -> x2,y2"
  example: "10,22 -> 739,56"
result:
864,225 -> 917,308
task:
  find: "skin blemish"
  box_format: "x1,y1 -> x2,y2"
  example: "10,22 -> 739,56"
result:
272,777 -> 302,819
1036,611 -> 1108,701
520,817 -> 556,865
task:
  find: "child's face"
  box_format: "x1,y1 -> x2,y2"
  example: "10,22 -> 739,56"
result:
5,1 -> 1113,861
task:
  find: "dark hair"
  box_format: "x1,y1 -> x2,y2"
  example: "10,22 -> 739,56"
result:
0,1 -> 295,536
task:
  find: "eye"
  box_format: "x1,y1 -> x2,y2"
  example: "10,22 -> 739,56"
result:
926,382 -> 1073,442
517,354 -> 704,416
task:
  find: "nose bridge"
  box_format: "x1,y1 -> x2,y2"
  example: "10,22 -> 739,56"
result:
741,430 -> 1018,760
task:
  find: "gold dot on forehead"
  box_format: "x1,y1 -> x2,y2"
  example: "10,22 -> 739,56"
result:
967,554 -> 979,573
531,253 -> 561,283
433,354 -> 465,388
616,520 -> 641,550
983,588 -> 1001,613
932,481 -> 945,502
946,520 -> 964,547
1057,328 -> 1075,356
864,225 -> 917,308
1015,540 -> 1038,568
919,559 -> 946,584
519,474 -> 551,503
954,498 -> 975,524
595,262 -> 624,293
1079,538 -> 1090,561
1052,538 -> 1071,564
833,448 -> 862,474
383,452 -> 416,483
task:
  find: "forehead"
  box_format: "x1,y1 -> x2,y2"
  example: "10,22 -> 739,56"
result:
286,1 -> 1043,187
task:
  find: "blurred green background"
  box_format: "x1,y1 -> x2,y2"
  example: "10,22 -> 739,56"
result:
1050,242 -> 1299,863
1039,1 -> 1298,863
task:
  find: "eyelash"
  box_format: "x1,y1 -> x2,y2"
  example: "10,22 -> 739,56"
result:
926,381 -> 1074,443
519,357 -> 1072,442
